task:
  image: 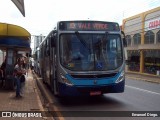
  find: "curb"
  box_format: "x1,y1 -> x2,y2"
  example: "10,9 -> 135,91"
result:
126,71 -> 160,84
32,71 -> 64,120
126,71 -> 160,78
32,71 -> 55,120
125,76 -> 160,84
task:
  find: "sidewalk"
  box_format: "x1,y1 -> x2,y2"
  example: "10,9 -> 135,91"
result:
126,71 -> 160,84
0,69 -> 52,120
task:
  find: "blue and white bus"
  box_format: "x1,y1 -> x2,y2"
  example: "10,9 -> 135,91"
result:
39,20 -> 127,96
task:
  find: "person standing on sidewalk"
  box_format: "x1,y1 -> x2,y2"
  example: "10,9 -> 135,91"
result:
14,58 -> 26,97
0,57 -> 6,86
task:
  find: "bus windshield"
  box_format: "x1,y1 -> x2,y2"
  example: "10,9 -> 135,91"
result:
60,33 -> 123,71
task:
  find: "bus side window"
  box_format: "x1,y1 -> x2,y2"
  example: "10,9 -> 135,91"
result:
51,32 -> 57,47
46,38 -> 50,56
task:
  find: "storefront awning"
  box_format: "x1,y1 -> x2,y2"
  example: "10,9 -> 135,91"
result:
0,23 -> 31,40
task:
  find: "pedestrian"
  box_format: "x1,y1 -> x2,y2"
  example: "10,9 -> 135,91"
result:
29,58 -> 34,70
14,58 -> 26,97
0,57 -> 6,86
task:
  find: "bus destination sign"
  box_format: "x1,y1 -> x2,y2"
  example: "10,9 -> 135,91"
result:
59,21 -> 120,31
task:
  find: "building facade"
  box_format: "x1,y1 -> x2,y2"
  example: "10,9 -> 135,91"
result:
123,7 -> 160,75
33,35 -> 45,52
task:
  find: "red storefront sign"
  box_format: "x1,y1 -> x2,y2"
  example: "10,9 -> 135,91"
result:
145,17 -> 160,31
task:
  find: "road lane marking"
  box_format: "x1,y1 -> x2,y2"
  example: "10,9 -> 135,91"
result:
125,85 -> 160,96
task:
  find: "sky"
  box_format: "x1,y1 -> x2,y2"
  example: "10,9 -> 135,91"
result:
0,0 -> 160,36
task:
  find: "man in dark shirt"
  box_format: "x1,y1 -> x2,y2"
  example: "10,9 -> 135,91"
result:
0,59 -> 6,86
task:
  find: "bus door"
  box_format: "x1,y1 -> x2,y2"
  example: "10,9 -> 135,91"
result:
45,38 -> 50,84
50,32 -> 58,95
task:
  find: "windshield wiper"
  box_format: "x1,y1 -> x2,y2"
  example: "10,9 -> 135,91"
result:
75,31 -> 91,53
101,31 -> 109,66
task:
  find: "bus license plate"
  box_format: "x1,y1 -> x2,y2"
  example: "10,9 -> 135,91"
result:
90,91 -> 101,96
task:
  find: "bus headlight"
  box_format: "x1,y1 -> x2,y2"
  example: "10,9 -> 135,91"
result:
115,71 -> 125,83
61,75 -> 73,86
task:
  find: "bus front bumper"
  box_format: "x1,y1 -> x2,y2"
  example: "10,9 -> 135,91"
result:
58,80 -> 125,96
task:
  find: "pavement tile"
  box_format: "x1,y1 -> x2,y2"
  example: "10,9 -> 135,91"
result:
0,70 -> 52,120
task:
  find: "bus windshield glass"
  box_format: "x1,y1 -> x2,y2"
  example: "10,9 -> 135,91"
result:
60,33 -> 123,71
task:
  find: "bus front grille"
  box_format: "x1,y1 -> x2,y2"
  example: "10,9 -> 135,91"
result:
70,73 -> 117,79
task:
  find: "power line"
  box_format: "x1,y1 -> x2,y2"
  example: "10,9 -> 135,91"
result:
113,0 -> 160,23
123,0 -> 160,17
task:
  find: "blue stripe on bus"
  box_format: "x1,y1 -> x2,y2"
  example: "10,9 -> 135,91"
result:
0,37 -> 30,48
65,72 -> 120,86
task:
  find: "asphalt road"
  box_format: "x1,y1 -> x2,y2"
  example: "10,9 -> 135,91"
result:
35,73 -> 160,120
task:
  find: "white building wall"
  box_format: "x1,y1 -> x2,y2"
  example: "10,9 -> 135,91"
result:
124,16 -> 142,35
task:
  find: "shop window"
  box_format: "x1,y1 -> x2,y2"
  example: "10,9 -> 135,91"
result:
157,30 -> 160,43
133,33 -> 141,45
144,50 -> 160,75
126,35 -> 131,46
127,51 -> 140,72
144,30 -> 154,44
